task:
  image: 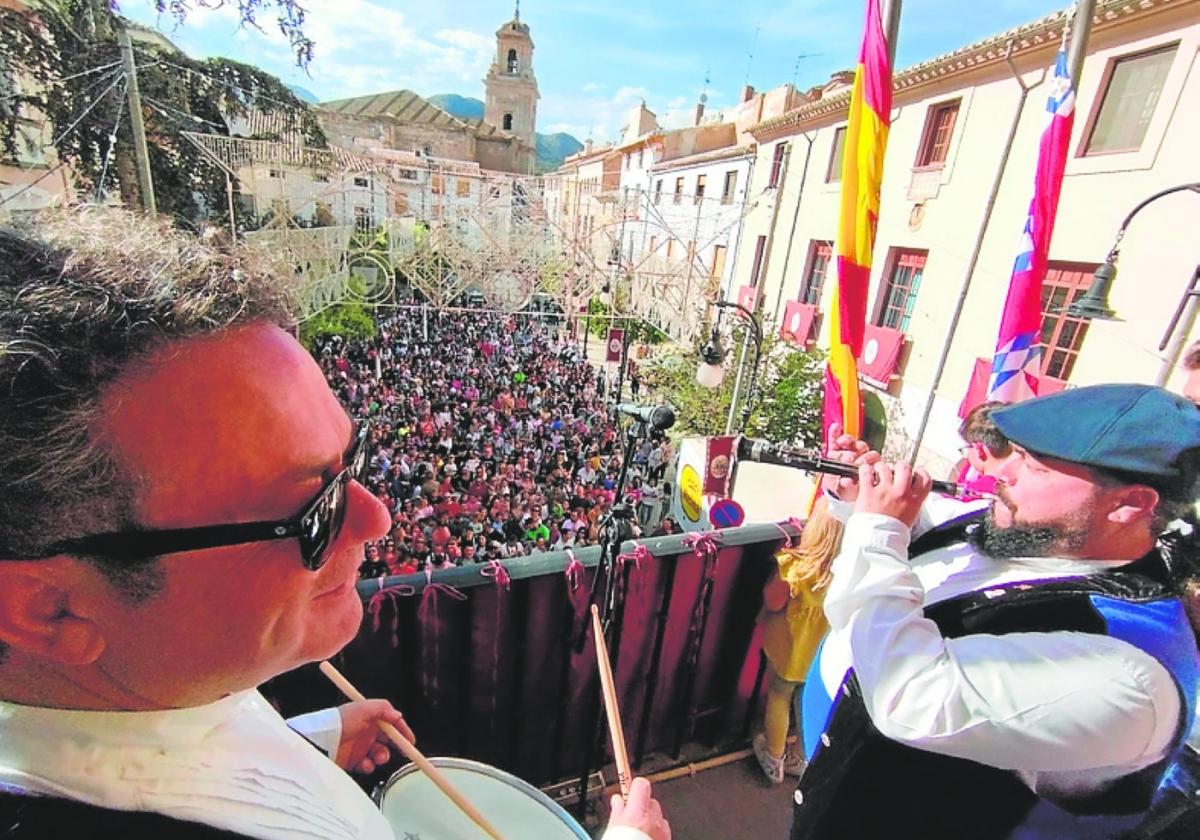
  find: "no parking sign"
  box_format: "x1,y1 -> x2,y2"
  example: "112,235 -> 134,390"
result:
709,498 -> 745,529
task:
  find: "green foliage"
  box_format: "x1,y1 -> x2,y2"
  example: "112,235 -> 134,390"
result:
298,271 -> 380,348
298,302 -> 377,349
585,297 -> 666,345
639,330 -> 825,446
639,347 -> 734,438
0,1 -> 321,224
752,344 -> 826,449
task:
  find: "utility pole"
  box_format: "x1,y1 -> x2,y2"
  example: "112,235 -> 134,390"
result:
118,27 -> 156,214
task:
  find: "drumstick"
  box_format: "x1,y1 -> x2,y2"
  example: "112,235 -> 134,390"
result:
590,605 -> 632,800
318,661 -> 509,840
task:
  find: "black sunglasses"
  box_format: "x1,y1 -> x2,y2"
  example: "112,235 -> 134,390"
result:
31,425 -> 371,571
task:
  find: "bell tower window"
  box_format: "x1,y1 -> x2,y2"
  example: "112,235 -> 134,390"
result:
507,49 -> 518,73
503,113 -> 513,131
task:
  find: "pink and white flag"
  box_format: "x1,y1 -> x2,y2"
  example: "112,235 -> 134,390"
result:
989,50 -> 1075,403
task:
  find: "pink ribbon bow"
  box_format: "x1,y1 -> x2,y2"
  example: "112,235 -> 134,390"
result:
481,558 -> 511,591
564,548 -> 584,592
616,542 -> 654,572
417,567 -> 468,623
773,517 -> 806,548
682,531 -> 723,562
366,577 -> 417,648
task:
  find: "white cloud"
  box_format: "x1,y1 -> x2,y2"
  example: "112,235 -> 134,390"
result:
582,82 -> 603,93
614,85 -> 650,102
657,96 -> 695,130
434,28 -> 493,56
540,84 -> 667,144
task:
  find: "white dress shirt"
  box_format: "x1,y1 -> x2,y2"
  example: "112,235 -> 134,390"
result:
819,509 -> 1184,804
0,693 -> 651,840
0,690 -> 390,839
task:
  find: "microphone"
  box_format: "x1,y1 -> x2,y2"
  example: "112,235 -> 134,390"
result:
615,403 -> 676,430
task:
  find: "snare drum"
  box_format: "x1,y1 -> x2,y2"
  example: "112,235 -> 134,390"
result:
376,757 -> 590,839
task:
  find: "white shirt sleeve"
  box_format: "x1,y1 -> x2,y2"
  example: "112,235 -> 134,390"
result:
600,827 -> 652,840
286,707 -> 342,758
824,512 -> 1182,774
822,489 -> 984,538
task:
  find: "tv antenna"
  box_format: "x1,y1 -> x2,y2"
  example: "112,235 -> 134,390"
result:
743,26 -> 761,87
791,52 -> 825,88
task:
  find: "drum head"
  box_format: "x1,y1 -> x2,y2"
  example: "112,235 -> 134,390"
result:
377,757 -> 589,839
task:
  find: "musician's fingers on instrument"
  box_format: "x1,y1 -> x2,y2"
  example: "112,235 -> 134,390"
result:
826,422 -> 844,451
857,462 -> 875,486
394,713 -> 415,744
874,462 -> 895,489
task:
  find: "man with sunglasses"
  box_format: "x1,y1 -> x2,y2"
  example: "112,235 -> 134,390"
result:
0,210 -> 669,840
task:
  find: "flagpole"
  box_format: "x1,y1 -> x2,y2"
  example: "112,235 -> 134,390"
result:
882,0 -> 901,66
1066,0 -> 1095,88
907,0 -> 1094,464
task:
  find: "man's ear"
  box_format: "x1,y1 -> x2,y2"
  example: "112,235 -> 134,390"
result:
0,564 -> 106,666
1106,485 -> 1160,525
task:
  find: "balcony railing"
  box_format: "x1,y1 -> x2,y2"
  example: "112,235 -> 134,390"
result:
263,522 -> 797,809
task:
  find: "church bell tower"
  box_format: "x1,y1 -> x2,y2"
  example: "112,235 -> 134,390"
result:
484,3 -> 539,168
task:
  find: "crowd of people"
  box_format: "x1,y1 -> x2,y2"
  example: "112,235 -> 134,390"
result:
313,307 -> 676,580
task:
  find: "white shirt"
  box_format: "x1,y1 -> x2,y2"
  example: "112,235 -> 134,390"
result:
820,508 -> 1184,803
0,693 -> 651,840
0,690 -> 390,839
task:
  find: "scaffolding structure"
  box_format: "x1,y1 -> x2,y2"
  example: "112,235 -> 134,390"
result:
183,131 -> 576,317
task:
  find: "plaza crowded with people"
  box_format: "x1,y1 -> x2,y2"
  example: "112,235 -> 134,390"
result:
316,306 -> 677,581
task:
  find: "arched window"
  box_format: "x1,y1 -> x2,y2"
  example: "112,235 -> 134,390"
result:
503,113 -> 513,131
507,49 -> 518,73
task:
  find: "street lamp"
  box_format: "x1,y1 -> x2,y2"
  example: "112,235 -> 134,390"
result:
1068,182 -> 1200,319
696,328 -> 726,388
695,300 -> 764,432
1066,182 -> 1200,384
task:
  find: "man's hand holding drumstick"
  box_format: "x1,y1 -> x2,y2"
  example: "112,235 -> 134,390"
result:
332,698 -> 414,775
592,606 -> 672,840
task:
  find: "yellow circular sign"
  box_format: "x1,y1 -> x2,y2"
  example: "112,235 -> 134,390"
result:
680,464 -> 703,522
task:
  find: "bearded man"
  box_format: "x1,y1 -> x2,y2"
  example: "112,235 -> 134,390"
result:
793,385 -> 1200,839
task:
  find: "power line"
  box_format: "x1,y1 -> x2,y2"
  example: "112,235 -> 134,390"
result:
132,49 -> 314,115
94,76 -> 129,204
2,71 -> 125,210
0,160 -> 70,209
50,69 -> 125,147
143,95 -> 224,130
0,61 -> 123,104
59,60 -> 123,84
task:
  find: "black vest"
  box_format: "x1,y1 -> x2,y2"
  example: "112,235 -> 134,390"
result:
0,789 -> 254,838
792,537 -> 1199,840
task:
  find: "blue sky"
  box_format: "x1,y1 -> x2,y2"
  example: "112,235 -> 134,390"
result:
121,0 -> 1067,141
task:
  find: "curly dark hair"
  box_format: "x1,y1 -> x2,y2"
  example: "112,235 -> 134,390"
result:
0,207 -> 298,566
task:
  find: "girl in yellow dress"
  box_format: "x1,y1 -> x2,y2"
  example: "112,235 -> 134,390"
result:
753,497 -> 844,783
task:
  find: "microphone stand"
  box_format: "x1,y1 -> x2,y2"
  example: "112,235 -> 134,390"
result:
572,413 -> 647,819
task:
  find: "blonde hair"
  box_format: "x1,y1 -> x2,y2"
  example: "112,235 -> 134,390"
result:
776,497 -> 845,595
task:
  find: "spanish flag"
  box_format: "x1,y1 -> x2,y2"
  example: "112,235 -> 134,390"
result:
824,0 -> 893,439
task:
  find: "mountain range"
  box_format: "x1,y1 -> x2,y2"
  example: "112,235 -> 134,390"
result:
428,94 -> 582,173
